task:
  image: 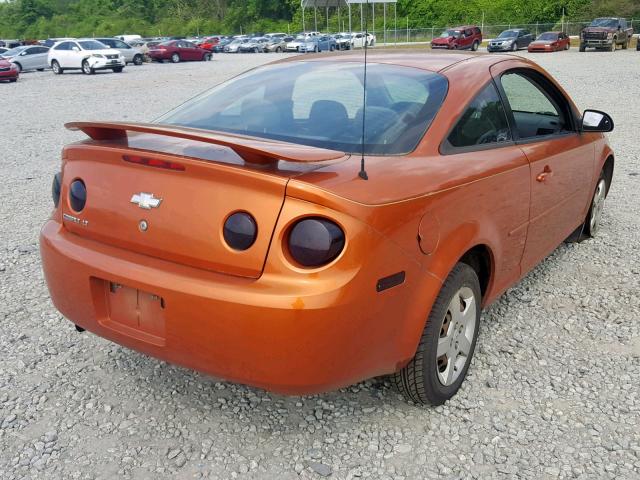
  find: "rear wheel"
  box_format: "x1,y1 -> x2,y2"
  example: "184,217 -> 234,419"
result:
112,67 -> 123,73
393,263 -> 481,406
9,78 -> 17,83
82,60 -> 94,75
37,68 -> 44,71
133,54 -> 143,65
51,60 -> 63,74
171,53 -> 180,63
330,45 -> 335,51
471,40 -> 479,51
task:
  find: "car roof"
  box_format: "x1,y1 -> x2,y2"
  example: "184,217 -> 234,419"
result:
275,50 -> 492,73
451,25 -> 477,30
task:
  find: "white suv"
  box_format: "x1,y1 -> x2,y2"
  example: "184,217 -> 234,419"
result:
48,39 -> 125,75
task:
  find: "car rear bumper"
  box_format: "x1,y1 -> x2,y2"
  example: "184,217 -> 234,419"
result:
40,220 -> 433,394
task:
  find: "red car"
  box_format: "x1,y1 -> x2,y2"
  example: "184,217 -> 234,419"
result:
148,40 -> 212,63
528,32 -> 571,52
199,36 -> 222,51
0,59 -> 19,82
431,26 -> 482,51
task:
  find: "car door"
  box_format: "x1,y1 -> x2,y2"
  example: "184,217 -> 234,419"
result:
68,42 -> 82,68
493,64 -> 595,274
462,29 -> 473,49
32,46 -> 50,69
53,42 -> 72,67
182,41 -> 198,60
113,39 -> 133,62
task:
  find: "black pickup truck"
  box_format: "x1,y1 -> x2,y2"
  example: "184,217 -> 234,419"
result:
580,18 -> 634,51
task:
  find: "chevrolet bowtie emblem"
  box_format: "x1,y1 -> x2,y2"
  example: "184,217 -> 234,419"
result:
130,193 -> 162,210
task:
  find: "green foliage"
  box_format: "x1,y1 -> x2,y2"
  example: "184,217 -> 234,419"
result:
0,0 -> 638,39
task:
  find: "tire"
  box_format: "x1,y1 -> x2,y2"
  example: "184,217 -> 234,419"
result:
330,45 -> 335,51
584,173 -> 608,238
171,53 -> 180,63
611,39 -> 616,52
202,53 -> 211,61
133,54 -> 143,66
37,68 -> 44,71
511,42 -> 518,52
579,43 -> 585,52
622,39 -> 628,50
13,62 -> 22,73
392,263 -> 481,406
9,78 -> 17,83
82,60 -> 94,75
276,47 -> 282,53
471,41 -> 479,51
565,42 -> 570,50
112,67 -> 123,73
51,60 -> 63,74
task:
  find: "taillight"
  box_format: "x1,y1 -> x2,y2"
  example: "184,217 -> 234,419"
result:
69,179 -> 86,212
288,218 -> 345,267
123,154 -> 185,171
223,212 -> 257,251
52,172 -> 61,207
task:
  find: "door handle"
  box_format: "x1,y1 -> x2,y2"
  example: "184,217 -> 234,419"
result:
536,165 -> 553,182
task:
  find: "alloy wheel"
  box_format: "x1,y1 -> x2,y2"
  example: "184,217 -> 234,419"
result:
589,178 -> 607,235
436,286 -> 477,386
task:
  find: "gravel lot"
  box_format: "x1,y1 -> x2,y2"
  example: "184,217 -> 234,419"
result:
1,50 -> 639,479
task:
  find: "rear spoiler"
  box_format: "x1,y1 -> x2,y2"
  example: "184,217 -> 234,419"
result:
65,121 -> 345,165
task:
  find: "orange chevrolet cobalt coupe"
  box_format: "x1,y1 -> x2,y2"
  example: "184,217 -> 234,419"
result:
41,53 -> 614,405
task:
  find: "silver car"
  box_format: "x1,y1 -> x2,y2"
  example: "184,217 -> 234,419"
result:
94,38 -> 144,65
0,45 -> 50,72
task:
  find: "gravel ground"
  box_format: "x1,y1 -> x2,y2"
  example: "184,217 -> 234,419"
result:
1,50 -> 639,480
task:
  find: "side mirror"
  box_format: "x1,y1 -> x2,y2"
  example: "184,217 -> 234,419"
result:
581,110 -> 614,133
72,46 -> 80,52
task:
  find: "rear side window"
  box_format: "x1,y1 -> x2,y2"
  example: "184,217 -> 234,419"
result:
447,83 -> 511,148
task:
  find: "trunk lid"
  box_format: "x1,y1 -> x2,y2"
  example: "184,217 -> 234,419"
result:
61,122 -> 347,278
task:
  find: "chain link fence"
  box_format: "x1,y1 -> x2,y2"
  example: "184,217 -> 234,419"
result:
370,20 -> 640,45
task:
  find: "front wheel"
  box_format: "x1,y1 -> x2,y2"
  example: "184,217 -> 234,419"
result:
611,39 -> 617,52
202,53 -> 211,61
133,54 -> 143,66
511,42 -> 518,51
82,60 -> 94,75
171,53 -> 180,63
393,263 -> 481,406
275,46 -> 282,53
622,39 -> 628,50
329,45 -> 335,51
585,174 -> 608,238
112,67 -> 123,73
579,43 -> 586,52
13,63 -> 22,73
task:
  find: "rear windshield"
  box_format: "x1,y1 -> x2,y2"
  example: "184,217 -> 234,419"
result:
157,62 -> 448,155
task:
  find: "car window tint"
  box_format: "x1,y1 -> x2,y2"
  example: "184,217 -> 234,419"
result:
501,72 -> 565,138
448,83 -> 511,148
115,40 -> 129,48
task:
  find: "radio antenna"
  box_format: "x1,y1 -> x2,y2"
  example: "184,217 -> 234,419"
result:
358,0 -> 369,180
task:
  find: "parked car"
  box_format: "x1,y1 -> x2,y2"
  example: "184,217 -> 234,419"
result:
48,39 -> 125,74
286,35 -> 310,52
528,32 -> 571,52
43,53 -> 615,406
239,37 -> 270,53
41,38 -> 74,48
265,32 -> 288,39
0,48 -> 7,55
148,40 -> 212,63
487,29 -> 533,52
93,38 -> 143,66
0,45 -> 50,72
224,39 -> 244,53
348,32 -> 376,49
115,35 -> 142,43
264,36 -> 294,53
301,35 -> 337,53
199,36 -> 222,51
580,18 -> 634,51
431,26 -> 482,50
333,33 -> 353,50
0,58 -> 19,82
213,38 -> 233,53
